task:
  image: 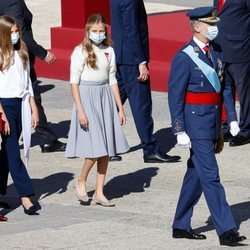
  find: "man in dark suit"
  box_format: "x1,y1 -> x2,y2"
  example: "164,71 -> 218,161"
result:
168,7 -> 246,246
0,0 -> 66,152
110,0 -> 180,163
214,0 -> 250,146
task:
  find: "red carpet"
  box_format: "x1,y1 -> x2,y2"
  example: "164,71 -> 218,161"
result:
36,11 -> 191,92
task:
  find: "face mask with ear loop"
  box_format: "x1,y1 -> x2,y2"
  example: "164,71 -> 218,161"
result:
89,31 -> 106,44
11,32 -> 20,45
204,25 -> 219,41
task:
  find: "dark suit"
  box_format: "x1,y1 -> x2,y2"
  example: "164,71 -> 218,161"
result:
214,0 -> 250,138
168,40 -> 237,235
110,0 -> 158,156
0,0 -> 58,146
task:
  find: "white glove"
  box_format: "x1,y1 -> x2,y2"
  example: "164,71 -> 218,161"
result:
229,121 -> 240,137
177,132 -> 191,148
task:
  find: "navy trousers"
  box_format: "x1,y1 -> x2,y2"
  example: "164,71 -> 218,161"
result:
172,139 -> 236,235
226,62 -> 250,138
0,98 -> 34,197
32,80 -> 58,146
116,64 -> 158,156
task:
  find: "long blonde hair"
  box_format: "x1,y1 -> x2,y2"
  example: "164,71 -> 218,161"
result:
82,14 -> 111,69
0,15 -> 29,71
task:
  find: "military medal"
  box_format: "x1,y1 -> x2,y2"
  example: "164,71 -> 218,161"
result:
193,46 -> 200,53
217,58 -> 223,82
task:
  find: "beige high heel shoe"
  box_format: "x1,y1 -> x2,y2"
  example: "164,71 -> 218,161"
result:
91,195 -> 115,207
75,178 -> 89,202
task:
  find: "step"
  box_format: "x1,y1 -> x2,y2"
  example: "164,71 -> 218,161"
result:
35,49 -> 72,81
51,27 -> 186,61
149,60 -> 171,92
51,27 -> 84,51
149,37 -> 186,61
61,0 -> 110,28
37,11 -> 190,92
50,26 -> 186,62
36,49 -> 171,92
50,11 -> 191,61
148,11 -> 191,40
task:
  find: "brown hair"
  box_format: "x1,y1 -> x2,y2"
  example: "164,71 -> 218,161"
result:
82,13 -> 111,69
0,15 -> 29,71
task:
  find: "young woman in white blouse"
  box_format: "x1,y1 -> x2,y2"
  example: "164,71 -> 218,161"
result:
0,16 -> 39,215
65,14 -> 129,207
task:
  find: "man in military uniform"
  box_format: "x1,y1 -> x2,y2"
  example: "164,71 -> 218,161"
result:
168,7 -> 247,246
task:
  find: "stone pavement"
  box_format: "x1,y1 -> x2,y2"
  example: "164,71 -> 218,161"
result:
0,1 -> 249,249
1,78 -> 249,249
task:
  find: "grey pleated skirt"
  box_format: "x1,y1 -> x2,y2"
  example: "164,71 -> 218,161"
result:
65,80 -> 130,158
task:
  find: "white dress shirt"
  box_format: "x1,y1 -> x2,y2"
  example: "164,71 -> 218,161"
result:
0,51 -> 33,98
0,51 -> 34,165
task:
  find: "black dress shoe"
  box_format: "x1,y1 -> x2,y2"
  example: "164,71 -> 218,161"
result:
144,151 -> 181,163
41,140 -> 66,153
109,155 -> 122,161
219,229 -> 247,246
224,131 -> 233,142
23,205 -> 39,215
229,135 -> 250,147
172,228 -> 206,240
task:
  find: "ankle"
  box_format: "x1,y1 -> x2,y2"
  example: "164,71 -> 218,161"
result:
94,192 -> 108,201
21,197 -> 33,208
78,177 -> 86,183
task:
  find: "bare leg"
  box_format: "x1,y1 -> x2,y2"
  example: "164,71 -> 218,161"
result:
77,158 -> 97,196
94,156 -> 109,202
21,197 -> 34,209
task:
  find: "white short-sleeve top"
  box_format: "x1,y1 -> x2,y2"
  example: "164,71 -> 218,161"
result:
0,51 -> 33,98
70,44 -> 117,85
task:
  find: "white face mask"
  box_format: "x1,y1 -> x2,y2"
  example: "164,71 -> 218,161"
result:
11,32 -> 20,45
89,31 -> 106,44
205,26 -> 218,41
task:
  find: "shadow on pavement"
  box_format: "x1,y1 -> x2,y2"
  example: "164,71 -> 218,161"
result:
154,127 -> 177,153
127,127 -> 177,154
1,172 -> 74,216
96,167 -> 159,200
37,83 -> 55,94
33,172 -> 74,200
31,120 -> 70,147
195,201 -> 250,233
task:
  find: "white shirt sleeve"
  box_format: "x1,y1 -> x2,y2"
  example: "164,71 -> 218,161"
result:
70,45 -> 86,84
108,47 -> 118,86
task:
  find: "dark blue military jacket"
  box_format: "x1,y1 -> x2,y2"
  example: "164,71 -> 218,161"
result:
168,39 -> 237,140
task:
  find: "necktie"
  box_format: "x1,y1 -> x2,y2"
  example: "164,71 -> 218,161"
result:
203,45 -> 213,65
218,0 -> 225,12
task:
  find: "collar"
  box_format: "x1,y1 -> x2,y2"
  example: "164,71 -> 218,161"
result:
193,36 -> 208,54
